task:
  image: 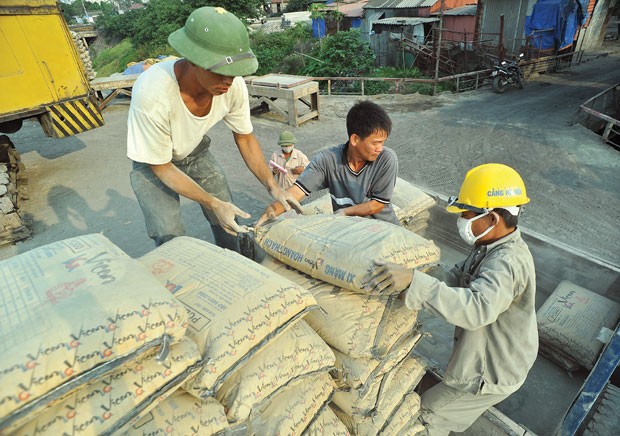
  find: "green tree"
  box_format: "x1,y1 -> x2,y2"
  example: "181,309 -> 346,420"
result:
250,23 -> 314,75
304,30 -> 375,77
285,0 -> 312,13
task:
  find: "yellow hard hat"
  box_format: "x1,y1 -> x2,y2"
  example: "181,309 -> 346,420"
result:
446,163 -> 530,214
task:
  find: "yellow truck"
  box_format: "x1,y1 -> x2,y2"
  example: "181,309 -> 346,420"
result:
0,0 -> 104,138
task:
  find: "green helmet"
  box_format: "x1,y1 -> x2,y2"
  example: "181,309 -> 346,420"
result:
168,6 -> 258,77
278,131 -> 296,146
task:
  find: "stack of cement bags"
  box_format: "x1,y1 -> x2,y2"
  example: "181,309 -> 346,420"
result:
256,214 -> 440,435
0,234 -> 201,435
302,177 -> 436,233
122,236 -> 337,435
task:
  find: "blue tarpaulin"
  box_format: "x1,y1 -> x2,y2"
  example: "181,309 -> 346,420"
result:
524,0 -> 588,50
312,18 -> 326,38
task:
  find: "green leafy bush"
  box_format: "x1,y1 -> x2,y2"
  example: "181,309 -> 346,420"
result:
92,39 -> 137,76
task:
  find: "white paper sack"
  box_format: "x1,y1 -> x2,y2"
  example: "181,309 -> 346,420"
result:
0,234 -> 187,433
138,237 -> 318,397
261,255 -> 419,358
216,320 -> 335,423
15,338 -> 201,436
119,390 -> 228,436
255,215 -> 440,294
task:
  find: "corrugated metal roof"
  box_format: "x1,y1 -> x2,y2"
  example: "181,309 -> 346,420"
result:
373,17 -> 439,25
432,5 -> 477,16
365,0 -> 438,9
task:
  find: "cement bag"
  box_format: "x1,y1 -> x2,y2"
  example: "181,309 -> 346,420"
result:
302,193 -> 333,215
119,391 -> 228,436
138,236 -> 318,397
332,331 -> 422,395
14,337 -> 201,436
537,280 -> 620,370
261,255 -> 419,358
0,234 -> 187,433
216,320 -> 335,423
255,215 -> 440,294
391,177 -> 437,224
332,354 -> 427,421
248,372 -> 335,435
333,390 -> 421,436
306,406 -> 350,436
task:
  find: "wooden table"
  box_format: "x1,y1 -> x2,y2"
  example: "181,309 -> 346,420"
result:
90,73 -> 141,111
245,74 -> 320,127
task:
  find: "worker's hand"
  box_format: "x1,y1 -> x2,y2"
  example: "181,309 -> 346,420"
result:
292,166 -> 305,175
211,199 -> 251,236
268,185 -> 304,215
334,208 -> 347,216
362,260 -> 414,295
256,204 -> 278,227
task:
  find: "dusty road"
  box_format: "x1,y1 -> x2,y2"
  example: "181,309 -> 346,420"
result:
1,42 -> 619,268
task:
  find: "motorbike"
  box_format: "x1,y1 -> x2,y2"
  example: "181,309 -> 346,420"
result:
491,53 -> 525,93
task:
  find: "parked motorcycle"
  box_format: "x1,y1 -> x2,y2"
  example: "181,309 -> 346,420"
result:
491,53 -> 525,94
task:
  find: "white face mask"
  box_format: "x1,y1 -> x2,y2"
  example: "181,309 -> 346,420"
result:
281,146 -> 294,153
456,212 -> 495,246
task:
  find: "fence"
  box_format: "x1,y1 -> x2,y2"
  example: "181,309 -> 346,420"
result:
310,47 -> 582,96
574,83 -> 620,149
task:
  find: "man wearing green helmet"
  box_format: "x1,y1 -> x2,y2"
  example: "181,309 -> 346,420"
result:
364,163 -> 538,435
127,6 -> 302,251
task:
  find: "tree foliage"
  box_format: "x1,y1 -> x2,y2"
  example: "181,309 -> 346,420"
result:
96,0 -> 266,57
303,30 -> 376,77
250,23 -> 313,75
285,0 -> 312,13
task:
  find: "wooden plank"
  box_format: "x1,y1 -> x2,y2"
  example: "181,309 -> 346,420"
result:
245,74 -> 313,88
90,73 -> 141,91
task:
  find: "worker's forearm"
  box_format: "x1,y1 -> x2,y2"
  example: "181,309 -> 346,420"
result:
235,132 -> 278,190
150,162 -> 219,209
340,200 -> 385,217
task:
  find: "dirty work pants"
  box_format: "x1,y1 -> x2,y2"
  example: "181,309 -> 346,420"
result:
418,382 -> 512,436
130,135 -> 239,252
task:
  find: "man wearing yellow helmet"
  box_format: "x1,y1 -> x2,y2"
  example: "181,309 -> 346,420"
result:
365,163 -> 538,435
127,6 -> 302,252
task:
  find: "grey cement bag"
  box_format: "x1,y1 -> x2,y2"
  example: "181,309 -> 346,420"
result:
255,214 -> 440,295
537,280 -> 620,370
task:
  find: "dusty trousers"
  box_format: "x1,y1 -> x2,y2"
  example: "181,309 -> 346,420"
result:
130,135 -> 240,252
419,382 -> 512,435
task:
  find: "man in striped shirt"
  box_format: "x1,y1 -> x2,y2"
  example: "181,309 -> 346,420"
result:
258,100 -> 399,225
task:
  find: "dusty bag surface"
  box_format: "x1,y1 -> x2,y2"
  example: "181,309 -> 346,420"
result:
301,178 -> 436,226
139,236 -> 318,397
333,391 -> 421,436
332,354 -> 427,426
0,234 -> 187,432
537,280 -> 620,370
305,406 -> 350,436
216,320 -> 335,423
391,177 -> 437,224
119,390 -> 228,436
248,372 -> 334,436
262,255 -> 419,358
255,215 -> 440,294
14,337 -> 201,436
332,331 -> 422,395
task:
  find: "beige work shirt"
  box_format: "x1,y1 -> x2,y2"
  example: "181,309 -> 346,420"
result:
406,229 -> 538,395
269,148 -> 309,190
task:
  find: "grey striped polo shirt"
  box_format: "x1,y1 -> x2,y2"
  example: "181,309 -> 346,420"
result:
295,143 -> 399,225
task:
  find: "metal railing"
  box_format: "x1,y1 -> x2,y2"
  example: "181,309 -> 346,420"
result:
574,83 -> 620,149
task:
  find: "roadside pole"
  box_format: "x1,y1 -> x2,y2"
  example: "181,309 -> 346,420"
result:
433,0 -> 445,95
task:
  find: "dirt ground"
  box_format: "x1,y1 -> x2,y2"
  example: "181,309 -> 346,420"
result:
1,42 -> 619,269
